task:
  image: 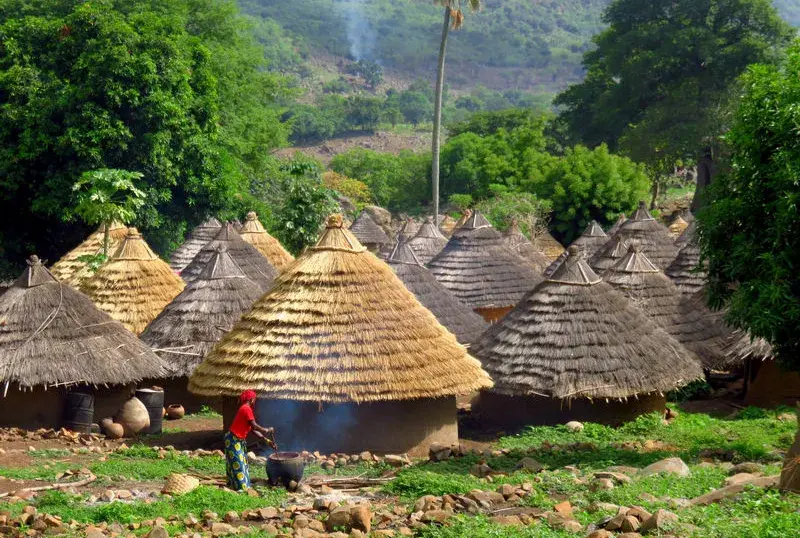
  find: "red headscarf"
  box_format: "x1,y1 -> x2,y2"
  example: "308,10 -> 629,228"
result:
239,389 -> 257,405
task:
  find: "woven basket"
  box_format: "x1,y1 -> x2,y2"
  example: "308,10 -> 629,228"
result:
162,473 -> 200,495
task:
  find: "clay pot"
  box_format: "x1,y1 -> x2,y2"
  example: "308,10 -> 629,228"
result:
115,397 -> 150,436
166,404 -> 185,420
104,422 -> 125,440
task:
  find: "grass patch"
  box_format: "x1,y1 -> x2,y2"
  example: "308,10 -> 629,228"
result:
193,405 -> 222,418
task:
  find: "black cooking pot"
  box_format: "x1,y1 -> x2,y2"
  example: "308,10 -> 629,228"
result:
266,451 -> 305,488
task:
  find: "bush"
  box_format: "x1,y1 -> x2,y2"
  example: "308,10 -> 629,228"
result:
476,191 -> 551,235
322,171 -> 373,205
322,77 -> 352,94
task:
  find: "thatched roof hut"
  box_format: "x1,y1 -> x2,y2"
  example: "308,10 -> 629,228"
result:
668,214 -> 690,238
50,222 -> 128,287
80,229 -> 185,335
348,210 -> 391,252
613,201 -> 680,269
427,211 -> 543,321
532,230 -> 564,261
238,212 -> 294,271
141,245 -> 264,378
674,219 -> 696,250
571,220 -> 608,258
607,214 -> 627,236
502,220 -> 549,274
603,245 -> 730,368
589,235 -> 629,273
169,217 -> 222,273
407,217 -> 448,265
472,246 -> 701,426
0,255 -> 166,390
438,214 -> 457,237
665,242 -> 706,297
452,210 -> 472,232
189,215 -> 492,454
387,241 -> 488,345
398,218 -> 422,242
179,223 -> 278,292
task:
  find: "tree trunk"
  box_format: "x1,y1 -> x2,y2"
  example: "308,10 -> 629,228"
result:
780,405 -> 800,492
691,147 -> 714,213
102,221 -> 110,258
431,6 -> 451,222
649,179 -> 661,210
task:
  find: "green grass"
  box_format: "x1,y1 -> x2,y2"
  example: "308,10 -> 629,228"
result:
193,405 -> 222,418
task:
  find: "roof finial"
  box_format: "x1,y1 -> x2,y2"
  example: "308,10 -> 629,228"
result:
27,255 -> 41,266
126,227 -> 141,237
246,211 -> 257,220
216,244 -> 228,253
327,214 -> 344,228
638,200 -> 647,209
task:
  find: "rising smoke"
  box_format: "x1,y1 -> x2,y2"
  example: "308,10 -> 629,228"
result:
342,0 -> 378,61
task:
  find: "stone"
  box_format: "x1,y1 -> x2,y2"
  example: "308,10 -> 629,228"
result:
590,478 -> 615,491
491,516 -> 523,526
422,510 -> 451,524
586,531 -> 614,538
43,515 -> 62,528
588,502 -> 620,513
469,463 -> 492,478
731,462 -> 765,475
546,512 -> 582,532
565,421 -> 584,432
640,458 -> 691,478
594,471 -> 632,484
625,506 -> 651,521
428,443 -> 452,462
384,454 -> 409,468
414,496 -> 440,513
469,489 -> 504,505
690,475 -> 779,505
348,530 -> 366,538
146,527 -> 169,538
638,493 -> 658,503
349,505 -> 371,533
100,490 -> 116,502
620,515 -> 640,533
293,515 -> 310,529
223,512 -> 239,524
724,473 -> 760,487
640,509 -> 679,532
605,514 -> 627,531
325,507 -> 352,532
210,523 -> 234,536
497,484 -> 516,499
515,457 -> 545,473
86,530 -> 107,538
617,534 -> 643,538
115,490 -> 133,500
258,507 -> 278,520
554,501 -> 573,516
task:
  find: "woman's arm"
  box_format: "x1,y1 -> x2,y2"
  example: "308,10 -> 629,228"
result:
249,419 -> 273,436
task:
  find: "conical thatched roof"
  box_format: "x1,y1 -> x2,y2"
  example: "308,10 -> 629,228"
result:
238,212 -> 294,271
141,246 -> 264,378
0,256 -> 166,390
571,220 -> 608,258
188,215 -> 492,402
668,214 -> 690,238
607,214 -> 627,236
674,219 -> 696,249
427,212 -> 543,310
532,230 -> 565,261
452,210 -> 472,232
438,214 -> 457,237
169,217 -> 222,273
665,243 -> 706,296
472,246 -> 703,399
398,218 -> 422,242
80,229 -> 186,336
387,242 -> 488,345
589,235 -> 629,273
502,220 -> 549,274
180,223 -> 278,292
603,246 -> 730,368
407,217 -> 448,265
50,222 -> 128,287
348,210 -> 391,248
613,201 -> 680,269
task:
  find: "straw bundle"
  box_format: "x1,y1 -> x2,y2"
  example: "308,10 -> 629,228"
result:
398,218 -> 422,242
169,217 -> 222,273
532,230 -> 564,261
452,210 -> 472,232
387,241 -> 488,345
472,246 -> 703,399
348,210 -> 391,250
607,214 -> 627,236
502,220 -> 550,274
188,214 -> 492,402
80,228 -> 185,335
141,246 -> 264,377
427,211 -> 543,310
571,220 -> 608,259
613,201 -> 680,269
407,217 -> 448,265
438,214 -> 457,237
589,235 -> 629,273
603,246 -> 730,368
0,256 -> 165,389
179,223 -> 278,292
50,222 -> 128,287
238,212 -> 295,271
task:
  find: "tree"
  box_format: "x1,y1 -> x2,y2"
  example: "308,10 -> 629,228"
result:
0,0 -> 291,274
71,169 -> 146,257
698,41 -> 800,493
398,91 -> 433,126
431,0 -> 482,222
555,0 -> 792,201
345,95 -> 383,131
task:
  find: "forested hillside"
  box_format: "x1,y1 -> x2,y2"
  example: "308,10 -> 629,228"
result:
241,0 -> 800,90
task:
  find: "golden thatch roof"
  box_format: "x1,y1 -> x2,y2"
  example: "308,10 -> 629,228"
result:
473,246 -> 703,399
668,215 -> 690,238
188,215 -> 492,402
169,217 -> 222,273
407,217 -> 448,265
238,212 -> 295,271
0,256 -> 166,390
501,220 -> 549,274
531,230 -> 564,261
141,246 -> 264,378
80,228 -> 185,335
438,214 -> 458,237
613,201 -> 679,269
50,222 -> 128,287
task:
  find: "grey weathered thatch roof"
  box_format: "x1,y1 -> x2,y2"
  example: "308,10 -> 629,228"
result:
571,220 -> 608,259
387,242 -> 488,345
141,246 -> 264,378
603,246 -> 730,368
180,223 -> 278,292
589,235 -> 629,273
472,246 -> 703,399
398,218 -> 422,242
607,214 -> 627,236
169,217 -> 223,273
613,201 -> 680,269
666,244 -> 706,297
502,220 -> 549,274
407,217 -> 448,265
427,211 -> 543,310
348,210 -> 391,248
0,256 -> 166,390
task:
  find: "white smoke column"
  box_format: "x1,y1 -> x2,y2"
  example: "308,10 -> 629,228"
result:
342,0 -> 377,61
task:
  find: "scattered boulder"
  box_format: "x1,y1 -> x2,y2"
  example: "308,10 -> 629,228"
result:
384,454 -> 410,468
724,473 -> 760,487
590,478 -> 615,491
470,463 -> 492,478
421,510 -> 451,524
145,527 -> 169,538
491,515 -> 523,526
325,507 -> 352,532
210,522 -> 234,536
594,471 -> 632,485
731,462 -> 765,475
586,531 -> 614,538
690,475 -> 780,505
640,509 -> 678,532
640,458 -> 691,478
428,443 -> 452,462
566,421 -> 584,433
515,457 -> 544,473
349,505 -> 371,533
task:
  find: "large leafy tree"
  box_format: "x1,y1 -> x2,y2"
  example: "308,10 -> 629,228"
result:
0,0 -> 290,275
555,0 -> 792,202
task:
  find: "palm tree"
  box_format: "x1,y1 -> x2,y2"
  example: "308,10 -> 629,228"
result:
431,0 -> 480,222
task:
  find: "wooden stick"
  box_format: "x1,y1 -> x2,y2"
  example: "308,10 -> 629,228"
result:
0,473 -> 96,498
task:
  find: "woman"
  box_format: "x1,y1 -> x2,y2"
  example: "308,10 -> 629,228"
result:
225,389 -> 274,490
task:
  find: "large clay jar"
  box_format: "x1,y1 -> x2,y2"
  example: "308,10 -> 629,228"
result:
104,422 -> 125,440
166,404 -> 185,420
115,397 -> 150,436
